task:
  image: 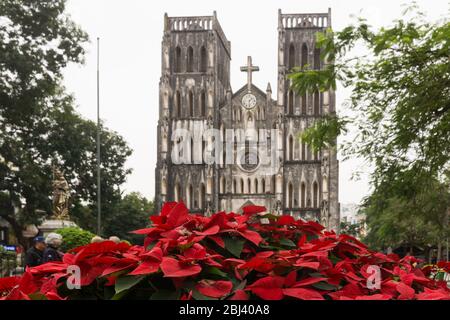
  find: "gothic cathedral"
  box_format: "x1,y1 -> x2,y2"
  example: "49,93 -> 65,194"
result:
155,10 -> 340,230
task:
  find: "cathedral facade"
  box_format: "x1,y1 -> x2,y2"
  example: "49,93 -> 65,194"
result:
155,9 -> 340,230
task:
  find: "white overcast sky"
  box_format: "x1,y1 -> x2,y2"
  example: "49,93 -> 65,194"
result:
63,0 -> 448,205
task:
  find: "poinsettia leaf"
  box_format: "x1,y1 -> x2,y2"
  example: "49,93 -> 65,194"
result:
312,282 -> 337,291
111,290 -> 131,300
28,292 -> 48,300
192,289 -> 218,300
224,237 -> 245,258
115,275 -> 146,294
146,242 -> 157,251
233,279 -> 247,291
204,267 -> 228,279
279,238 -> 296,248
259,244 -> 283,250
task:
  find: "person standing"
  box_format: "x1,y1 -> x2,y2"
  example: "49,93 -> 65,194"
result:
25,236 -> 46,267
43,233 -> 64,263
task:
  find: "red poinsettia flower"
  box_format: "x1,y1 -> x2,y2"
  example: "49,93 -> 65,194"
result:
127,246 -> 163,276
2,201 -> 450,301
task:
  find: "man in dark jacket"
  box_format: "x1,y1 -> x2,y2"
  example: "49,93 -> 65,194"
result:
43,233 -> 63,263
25,236 -> 46,267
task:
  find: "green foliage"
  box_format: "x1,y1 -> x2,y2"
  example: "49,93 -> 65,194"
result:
362,170 -> 450,250
0,0 -> 133,246
299,115 -> 348,152
55,227 -> 95,252
102,192 -> 154,244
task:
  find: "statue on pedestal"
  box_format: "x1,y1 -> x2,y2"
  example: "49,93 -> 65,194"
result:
51,167 -> 70,220
39,166 -> 76,237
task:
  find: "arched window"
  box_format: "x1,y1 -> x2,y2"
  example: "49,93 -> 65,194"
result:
175,46 -> 182,72
194,191 -> 199,209
288,90 -> 294,115
288,183 -> 293,208
200,46 -> 207,72
289,135 -> 294,161
233,179 -> 237,193
255,179 -> 259,193
301,94 -> 307,115
301,183 -> 306,208
313,182 -> 319,208
175,91 -> 181,117
202,140 -> 206,161
187,46 -> 194,72
261,178 -> 266,193
301,141 -> 306,161
188,185 -> 193,209
288,43 -> 295,70
200,184 -> 206,209
190,138 -> 194,164
161,178 -> 167,195
301,43 -> 308,69
175,183 -> 181,202
272,175 -> 276,193
314,91 -> 320,116
200,91 -> 206,117
222,146 -> 226,167
247,178 -> 251,194
314,48 -> 321,70
188,91 -> 194,117
221,178 -> 226,194
240,179 -> 244,194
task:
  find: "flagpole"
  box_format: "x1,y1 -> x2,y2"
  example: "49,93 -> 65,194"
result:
96,37 -> 101,236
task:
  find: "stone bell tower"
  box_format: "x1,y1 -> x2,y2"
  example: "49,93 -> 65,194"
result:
155,12 -> 231,215
277,9 -> 340,231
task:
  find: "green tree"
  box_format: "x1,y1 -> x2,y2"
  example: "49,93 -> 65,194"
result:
290,4 -> 450,253
102,192 -> 154,244
0,0 -> 133,247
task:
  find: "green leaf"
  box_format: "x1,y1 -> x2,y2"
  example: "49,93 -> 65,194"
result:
204,266 -> 228,278
114,275 -> 145,294
111,290 -> 130,300
192,289 -> 218,301
224,236 -> 245,258
233,280 -> 247,291
279,238 -> 296,248
28,293 -> 48,300
312,282 -> 337,291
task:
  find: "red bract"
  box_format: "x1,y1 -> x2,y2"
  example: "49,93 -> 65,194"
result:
1,201 -> 449,300
160,257 -> 201,278
246,276 -> 285,300
283,288 -> 325,300
195,280 -> 233,298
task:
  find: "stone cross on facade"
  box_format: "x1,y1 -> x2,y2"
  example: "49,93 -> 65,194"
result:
240,56 -> 259,93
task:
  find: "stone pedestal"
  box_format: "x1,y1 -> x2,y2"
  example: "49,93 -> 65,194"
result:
39,219 -> 77,237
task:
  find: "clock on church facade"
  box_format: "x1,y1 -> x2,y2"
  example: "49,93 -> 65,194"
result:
155,9 -> 340,231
